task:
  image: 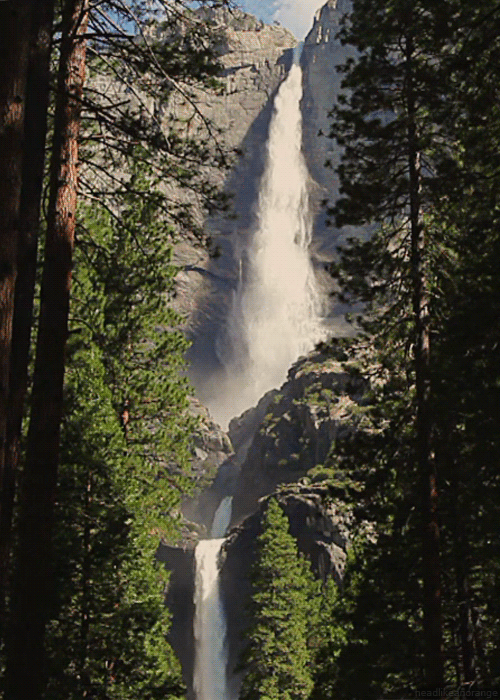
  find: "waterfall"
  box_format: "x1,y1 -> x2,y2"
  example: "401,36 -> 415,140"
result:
208,59 -> 326,429
192,50 -> 327,700
193,497 -> 233,700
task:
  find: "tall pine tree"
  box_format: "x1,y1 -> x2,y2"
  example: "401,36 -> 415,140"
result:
239,498 -> 320,700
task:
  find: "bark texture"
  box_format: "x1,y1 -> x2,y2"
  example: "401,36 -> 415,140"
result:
5,0 -> 89,696
0,0 -> 56,635
0,0 -> 33,596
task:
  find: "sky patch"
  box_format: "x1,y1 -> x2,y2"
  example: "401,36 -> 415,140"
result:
240,0 -> 325,39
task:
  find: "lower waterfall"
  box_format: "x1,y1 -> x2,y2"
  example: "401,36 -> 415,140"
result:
193,497 -> 233,700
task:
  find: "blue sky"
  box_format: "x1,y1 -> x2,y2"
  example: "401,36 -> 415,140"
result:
239,0 -> 326,40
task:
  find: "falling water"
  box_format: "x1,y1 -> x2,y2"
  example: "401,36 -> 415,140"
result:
209,56 -> 326,428
193,497 -> 233,700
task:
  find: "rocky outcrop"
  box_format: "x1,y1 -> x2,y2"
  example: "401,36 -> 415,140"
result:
229,346 -> 368,524
156,543 -> 195,689
187,398 -> 233,494
182,389 -> 276,531
181,344 -> 368,534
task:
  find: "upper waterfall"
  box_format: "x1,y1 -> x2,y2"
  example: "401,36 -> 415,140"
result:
207,62 -> 326,428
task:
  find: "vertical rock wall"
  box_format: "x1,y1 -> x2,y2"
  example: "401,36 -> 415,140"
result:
301,0 -> 359,260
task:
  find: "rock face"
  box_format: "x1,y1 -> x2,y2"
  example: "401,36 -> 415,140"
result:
187,398 -> 233,499
182,389 -> 275,532
229,347 -> 368,524
182,10 -> 299,385
156,544 -> 195,689
182,345 -> 368,533
197,7 -> 297,152
166,7 -> 297,330
301,0 -> 361,260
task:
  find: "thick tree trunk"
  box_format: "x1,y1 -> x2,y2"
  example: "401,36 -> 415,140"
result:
0,0 -> 32,603
5,1 -> 89,697
405,32 -> 444,689
0,0 -> 56,637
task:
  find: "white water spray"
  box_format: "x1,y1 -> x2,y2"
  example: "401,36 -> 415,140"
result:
193,497 -> 233,700
209,59 -> 326,428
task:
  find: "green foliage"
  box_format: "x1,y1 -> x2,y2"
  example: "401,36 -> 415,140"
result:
239,499 -> 320,700
43,169 -> 195,698
317,0 -> 500,693
74,161 -> 196,512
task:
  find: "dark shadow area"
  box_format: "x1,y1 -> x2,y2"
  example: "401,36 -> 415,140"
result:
157,543 -> 196,699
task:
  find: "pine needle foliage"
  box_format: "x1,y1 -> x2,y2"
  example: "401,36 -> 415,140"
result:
315,0 -> 500,693
43,165 -> 195,698
239,498 -> 320,700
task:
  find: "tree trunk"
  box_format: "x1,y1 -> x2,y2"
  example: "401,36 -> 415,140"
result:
405,31 -> 444,689
0,0 -> 56,639
449,457 -> 476,685
455,540 -> 475,684
0,0 -> 33,605
5,0 -> 89,696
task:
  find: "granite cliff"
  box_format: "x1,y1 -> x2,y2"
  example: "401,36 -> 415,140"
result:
301,0 -> 360,258
184,0 -> 361,394
172,7 -> 296,327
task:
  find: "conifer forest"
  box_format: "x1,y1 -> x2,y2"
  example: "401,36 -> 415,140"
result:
0,1 -> 499,699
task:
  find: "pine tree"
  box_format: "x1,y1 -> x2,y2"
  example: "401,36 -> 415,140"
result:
322,0 -> 500,690
325,0 -> 466,686
42,173 -> 194,697
45,344 -> 185,699
5,2 -> 90,696
427,2 -> 500,681
239,498 -> 320,700
0,0 -> 56,638
0,0 -> 33,608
